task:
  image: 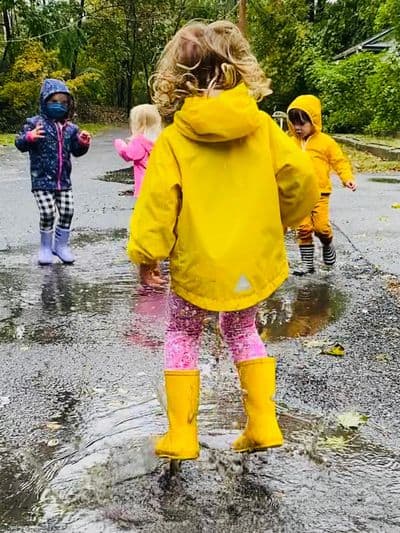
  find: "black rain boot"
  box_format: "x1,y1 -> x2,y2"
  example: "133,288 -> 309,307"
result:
322,241 -> 336,266
293,244 -> 315,276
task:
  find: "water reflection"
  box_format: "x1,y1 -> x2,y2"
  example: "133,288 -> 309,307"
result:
258,280 -> 346,340
0,265 -> 125,344
125,286 -> 167,349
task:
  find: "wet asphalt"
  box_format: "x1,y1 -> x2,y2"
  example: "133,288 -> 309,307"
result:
0,129 -> 399,532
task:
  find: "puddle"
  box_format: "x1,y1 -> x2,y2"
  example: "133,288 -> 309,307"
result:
1,231 -> 398,532
73,228 -> 127,247
258,279 -> 346,340
12,382 -> 399,532
98,168 -> 132,185
0,449 -> 39,529
0,264 -> 133,344
368,177 -> 400,184
0,388 -> 81,530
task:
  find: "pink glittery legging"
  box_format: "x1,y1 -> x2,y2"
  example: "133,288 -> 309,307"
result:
164,293 -> 267,370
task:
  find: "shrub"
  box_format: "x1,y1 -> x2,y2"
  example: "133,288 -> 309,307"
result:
308,53 -> 378,132
367,53 -> 400,135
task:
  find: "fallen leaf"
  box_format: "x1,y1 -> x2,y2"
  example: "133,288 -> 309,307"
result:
319,435 -> 350,450
391,203 -> 400,209
15,325 -> 25,340
46,439 -> 59,447
337,411 -> 368,429
108,400 -> 126,408
304,339 -> 328,348
321,343 -> 345,357
46,422 -> 63,431
375,353 -> 390,363
0,396 -> 10,408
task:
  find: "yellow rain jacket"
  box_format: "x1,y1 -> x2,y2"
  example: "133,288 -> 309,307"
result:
287,95 -> 353,193
127,84 -> 318,311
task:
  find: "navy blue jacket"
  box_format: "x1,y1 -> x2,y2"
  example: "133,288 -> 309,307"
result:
15,79 -> 89,192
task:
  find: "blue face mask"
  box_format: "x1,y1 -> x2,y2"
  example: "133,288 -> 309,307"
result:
46,102 -> 68,120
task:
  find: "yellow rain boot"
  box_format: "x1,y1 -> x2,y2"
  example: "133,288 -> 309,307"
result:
232,357 -> 283,452
155,370 -> 200,460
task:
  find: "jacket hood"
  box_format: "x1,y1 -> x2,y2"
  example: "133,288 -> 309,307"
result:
287,94 -> 322,135
174,84 -> 261,142
40,78 -> 73,116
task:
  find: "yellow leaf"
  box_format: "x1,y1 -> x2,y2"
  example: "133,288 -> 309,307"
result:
46,422 -> 63,431
321,343 -> 345,356
391,203 -> 400,209
319,435 -> 349,450
337,411 -> 368,429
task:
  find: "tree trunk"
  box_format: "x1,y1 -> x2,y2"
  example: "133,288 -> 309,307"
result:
1,8 -> 12,71
238,0 -> 247,35
70,0 -> 85,79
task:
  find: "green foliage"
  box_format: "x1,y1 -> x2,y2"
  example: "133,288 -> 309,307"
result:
0,42 -> 58,129
311,0 -> 382,57
308,53 -> 378,132
249,0 -> 311,111
367,53 -> 400,134
67,70 -> 107,107
9,43 -> 59,81
375,0 -> 400,39
1,0 -> 400,134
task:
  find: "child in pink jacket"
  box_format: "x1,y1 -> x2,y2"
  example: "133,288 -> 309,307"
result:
114,104 -> 162,198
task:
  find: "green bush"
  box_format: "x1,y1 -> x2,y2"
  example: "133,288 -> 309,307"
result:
0,43 -> 60,131
0,43 -> 107,131
308,53 -> 378,133
367,53 -> 400,135
67,70 -> 106,106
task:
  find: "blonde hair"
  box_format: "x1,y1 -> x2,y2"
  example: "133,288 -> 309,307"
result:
129,103 -> 162,138
151,20 -> 272,121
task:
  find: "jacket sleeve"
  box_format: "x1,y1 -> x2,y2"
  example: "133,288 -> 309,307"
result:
266,115 -> 319,227
114,139 -> 131,162
70,126 -> 90,157
126,134 -> 181,265
15,119 -> 36,152
125,138 -> 147,162
328,137 -> 354,185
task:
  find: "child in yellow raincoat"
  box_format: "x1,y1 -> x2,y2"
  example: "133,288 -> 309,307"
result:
287,95 -> 357,274
127,20 -> 319,460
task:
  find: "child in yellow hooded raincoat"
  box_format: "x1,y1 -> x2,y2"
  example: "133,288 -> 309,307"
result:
127,21 -> 319,460
287,95 -> 357,274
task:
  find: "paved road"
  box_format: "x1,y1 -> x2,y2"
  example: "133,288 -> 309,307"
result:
0,130 -> 399,533
331,173 -> 400,276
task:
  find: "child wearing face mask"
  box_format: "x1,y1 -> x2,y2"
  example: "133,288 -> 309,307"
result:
15,78 -> 91,265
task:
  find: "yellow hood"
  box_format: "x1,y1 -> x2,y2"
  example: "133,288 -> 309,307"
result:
174,84 -> 262,142
287,94 -> 322,135
287,94 -> 354,193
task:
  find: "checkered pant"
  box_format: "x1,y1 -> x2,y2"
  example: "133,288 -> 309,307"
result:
33,190 -> 74,231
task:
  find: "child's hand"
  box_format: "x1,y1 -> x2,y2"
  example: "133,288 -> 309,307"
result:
344,181 -> 357,191
79,130 -> 91,145
139,263 -> 166,289
27,123 -> 45,142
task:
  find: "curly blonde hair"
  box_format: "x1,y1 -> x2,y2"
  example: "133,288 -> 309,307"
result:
150,20 -> 272,121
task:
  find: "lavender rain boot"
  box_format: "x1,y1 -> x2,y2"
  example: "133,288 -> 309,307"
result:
53,226 -> 75,264
38,230 -> 54,265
